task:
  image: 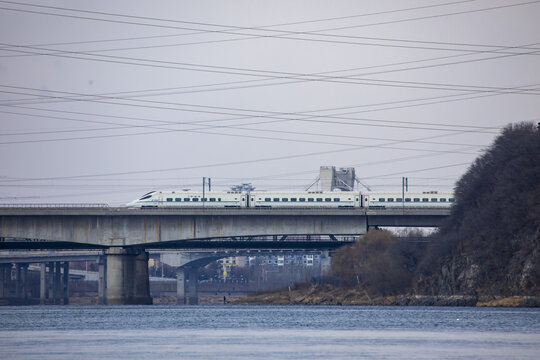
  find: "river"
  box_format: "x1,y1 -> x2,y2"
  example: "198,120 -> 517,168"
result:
0,305 -> 538,359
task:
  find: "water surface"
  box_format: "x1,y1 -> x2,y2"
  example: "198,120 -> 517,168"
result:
1,306 -> 538,359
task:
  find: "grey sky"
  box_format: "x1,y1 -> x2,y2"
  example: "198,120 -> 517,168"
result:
1,0 -> 539,205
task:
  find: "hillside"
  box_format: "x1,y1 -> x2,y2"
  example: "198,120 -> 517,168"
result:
415,122 -> 539,299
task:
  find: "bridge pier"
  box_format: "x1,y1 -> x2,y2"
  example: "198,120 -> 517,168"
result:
62,262 -> 69,305
176,266 -> 199,305
104,248 -> 152,305
15,263 -> 28,300
176,267 -> 185,304
38,261 -> 70,305
98,256 -> 106,305
0,263 -> 12,297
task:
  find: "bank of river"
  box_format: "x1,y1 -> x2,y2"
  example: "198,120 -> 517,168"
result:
233,283 -> 540,307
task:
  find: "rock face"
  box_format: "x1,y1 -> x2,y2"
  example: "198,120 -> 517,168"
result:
417,123 -> 540,299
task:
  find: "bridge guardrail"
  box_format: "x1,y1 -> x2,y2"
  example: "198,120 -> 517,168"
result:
0,203 -> 109,208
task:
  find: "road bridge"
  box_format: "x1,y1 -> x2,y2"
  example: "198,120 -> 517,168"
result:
0,205 -> 449,304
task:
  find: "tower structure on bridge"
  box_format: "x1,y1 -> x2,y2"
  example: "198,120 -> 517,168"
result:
318,166 -> 355,191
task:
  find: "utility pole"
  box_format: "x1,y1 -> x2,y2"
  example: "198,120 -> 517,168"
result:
202,177 -> 206,207
402,177 -> 408,213
208,178 -> 211,192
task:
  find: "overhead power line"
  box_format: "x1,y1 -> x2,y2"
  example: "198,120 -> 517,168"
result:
1,0 -> 539,53
3,43 -> 540,99
0,84 -> 507,134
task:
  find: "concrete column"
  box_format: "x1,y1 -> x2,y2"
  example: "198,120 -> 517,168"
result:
105,247 -> 136,305
17,263 -> 28,299
40,263 -> 46,305
15,264 -> 22,298
186,266 -> 199,305
134,251 -> 152,305
320,250 -> 333,276
54,262 -> 62,305
97,256 -> 106,305
47,262 -> 54,300
176,267 -> 186,305
0,264 -> 12,298
105,247 -> 151,305
62,262 -> 69,305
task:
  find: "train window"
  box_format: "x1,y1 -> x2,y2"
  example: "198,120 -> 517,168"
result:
166,198 -> 173,202
218,198 -> 222,201
334,198 -> 340,202
175,198 -> 181,202
378,198 -> 385,202
440,198 -> 447,202
265,198 -> 271,201
388,198 -> 394,202
192,198 -> 199,202
414,198 -> 420,202
210,198 -> 216,202
449,198 -> 455,202
397,198 -> 403,202
139,194 -> 153,200
316,198 -> 323,202
325,198 -> 331,202
431,198 -> 438,202
282,198 -> 289,202
299,198 -> 306,202
405,198 -> 411,202
273,198 -> 280,202
290,198 -> 297,202
422,198 -> 429,202
184,198 -> 190,202
202,198 -> 208,202
308,198 -> 314,202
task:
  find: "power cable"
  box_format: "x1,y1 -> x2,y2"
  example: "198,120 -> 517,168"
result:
3,45 -> 540,96
1,0 -> 538,54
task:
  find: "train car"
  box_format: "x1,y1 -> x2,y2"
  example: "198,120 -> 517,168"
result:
127,191 -> 248,208
363,191 -> 454,208
249,191 -> 362,208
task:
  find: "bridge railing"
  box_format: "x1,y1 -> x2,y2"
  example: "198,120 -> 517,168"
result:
0,203 -> 109,208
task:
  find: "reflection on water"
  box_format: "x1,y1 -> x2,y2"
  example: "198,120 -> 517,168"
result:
0,306 -> 539,359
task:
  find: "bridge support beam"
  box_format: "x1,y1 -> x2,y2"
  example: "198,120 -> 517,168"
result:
0,263 -> 12,298
176,267 -> 186,304
105,248 -> 152,305
98,256 -> 106,305
134,251 -> 152,305
62,262 -> 69,305
186,267 -> 199,305
15,263 -> 28,300
176,266 -> 199,305
40,263 -> 46,304
53,262 -> 61,304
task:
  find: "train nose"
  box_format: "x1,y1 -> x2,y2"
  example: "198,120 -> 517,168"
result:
126,200 -> 138,207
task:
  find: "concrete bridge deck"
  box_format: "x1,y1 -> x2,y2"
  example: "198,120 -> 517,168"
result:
0,206 -> 449,248
0,205 -> 449,304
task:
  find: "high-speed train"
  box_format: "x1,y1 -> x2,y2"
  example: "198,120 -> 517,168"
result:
127,190 -> 454,208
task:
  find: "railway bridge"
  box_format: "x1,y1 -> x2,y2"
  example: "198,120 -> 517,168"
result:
0,205 -> 449,304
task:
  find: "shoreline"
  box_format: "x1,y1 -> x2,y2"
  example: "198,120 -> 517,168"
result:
232,284 -> 540,307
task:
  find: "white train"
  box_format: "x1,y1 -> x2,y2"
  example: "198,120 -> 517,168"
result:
127,191 -> 248,208
127,190 -> 454,208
